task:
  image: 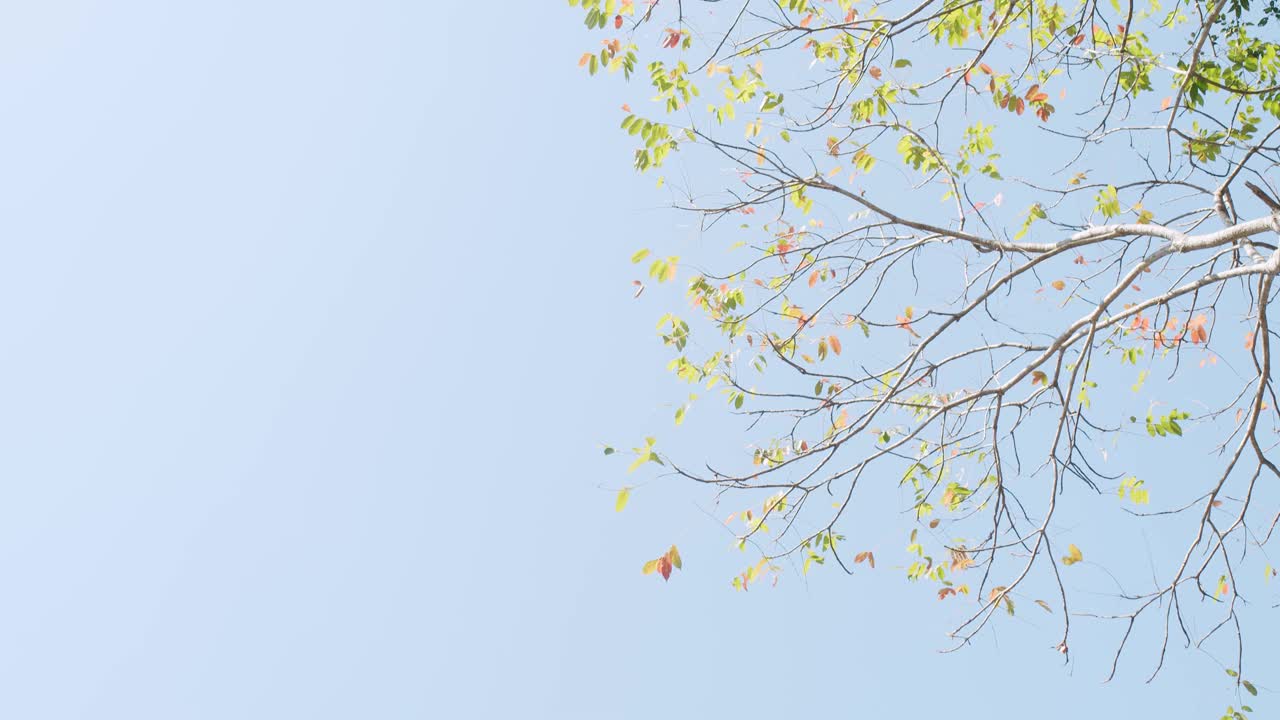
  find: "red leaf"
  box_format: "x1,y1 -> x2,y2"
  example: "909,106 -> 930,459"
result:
614,14 -> 623,29
1188,314 -> 1209,344
657,556 -> 672,580
1071,33 -> 1085,45
661,28 -> 681,49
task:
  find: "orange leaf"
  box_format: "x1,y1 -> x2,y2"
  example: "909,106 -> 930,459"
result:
799,13 -> 814,28
1051,279 -> 1066,291
869,66 -> 883,80
808,270 -> 820,288
1160,96 -> 1172,111
829,335 -> 842,355
578,53 -> 592,67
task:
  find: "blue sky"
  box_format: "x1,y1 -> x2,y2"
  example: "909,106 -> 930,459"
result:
0,1 -> 1272,717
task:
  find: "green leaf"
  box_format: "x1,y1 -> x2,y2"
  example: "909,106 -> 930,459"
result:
627,452 -> 650,473
615,487 -> 631,512
1243,680 -> 1257,696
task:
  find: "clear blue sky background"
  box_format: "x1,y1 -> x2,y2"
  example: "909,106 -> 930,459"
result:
0,1 -> 1272,717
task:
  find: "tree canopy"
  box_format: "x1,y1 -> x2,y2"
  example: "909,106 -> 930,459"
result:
570,0 -> 1280,712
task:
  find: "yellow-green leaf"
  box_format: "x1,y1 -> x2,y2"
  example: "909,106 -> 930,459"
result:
1062,543 -> 1083,566
615,487 -> 631,512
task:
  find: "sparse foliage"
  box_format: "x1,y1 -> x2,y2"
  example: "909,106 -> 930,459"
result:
571,0 -> 1280,708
